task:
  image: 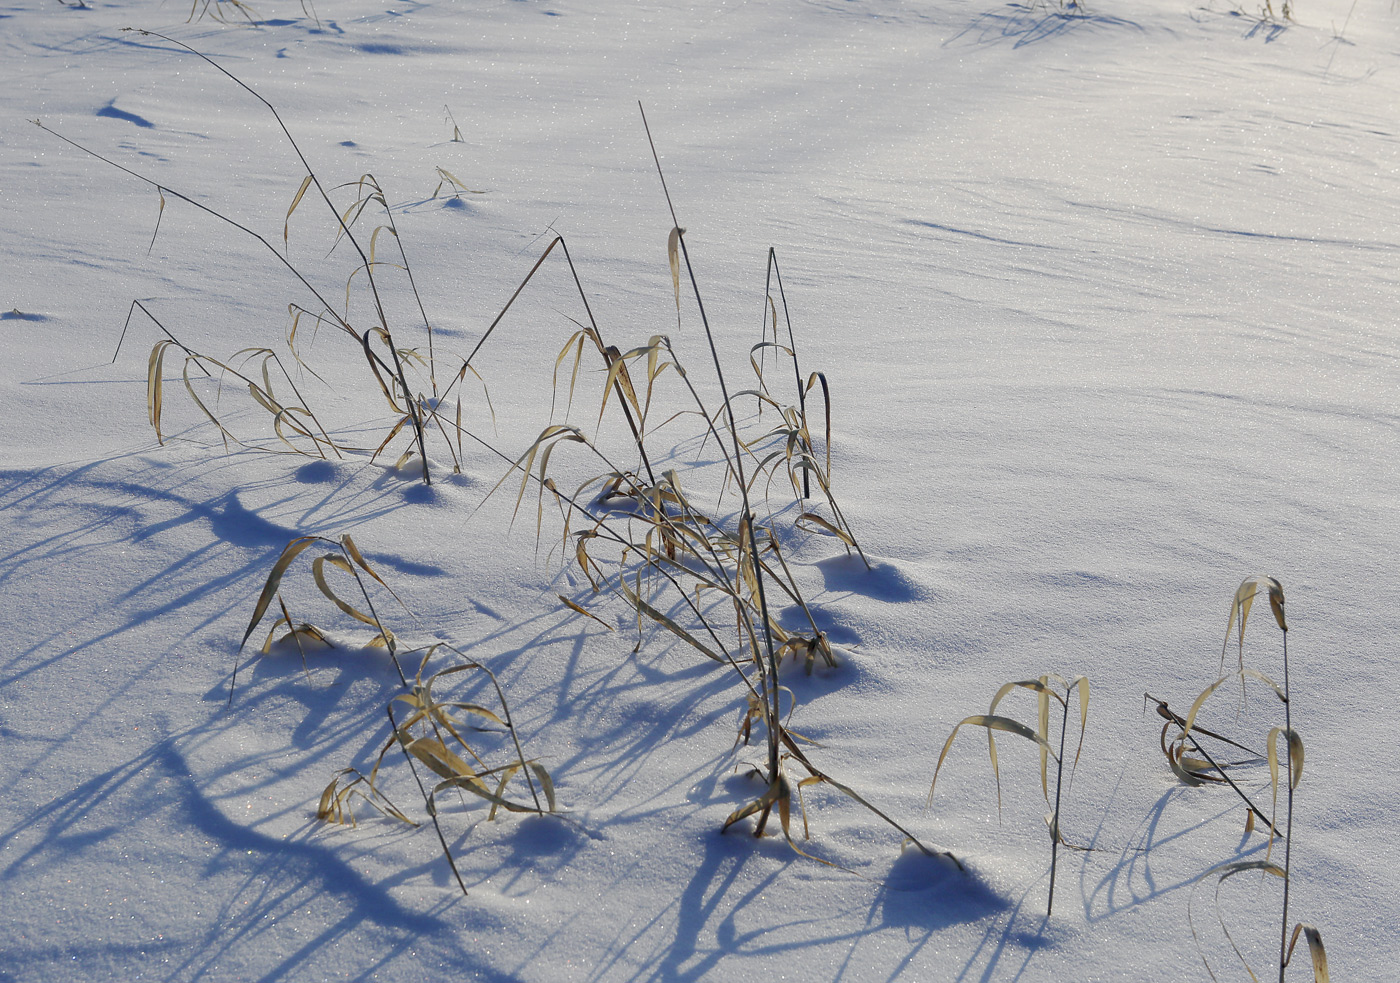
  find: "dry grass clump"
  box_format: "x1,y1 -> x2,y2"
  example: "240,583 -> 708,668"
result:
46,37 -> 945,880
36,32 -> 481,484
927,674 -> 1089,915
236,536 -> 554,895
1155,577 -> 1329,983
482,263 -> 931,868
320,645 -> 555,896
406,108 -> 948,873
54,38 -> 1349,935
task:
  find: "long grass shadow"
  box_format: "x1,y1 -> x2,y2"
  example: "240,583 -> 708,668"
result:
0,455 -> 431,686
0,727 -> 482,982
1085,784 -> 1269,922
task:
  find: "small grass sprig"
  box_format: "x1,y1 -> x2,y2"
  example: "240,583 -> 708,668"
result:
927,674 -> 1089,915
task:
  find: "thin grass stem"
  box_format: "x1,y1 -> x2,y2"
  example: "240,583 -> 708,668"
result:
387,703 -> 468,896
1279,629 -> 1292,983
765,249 -> 808,498
1047,686 -> 1069,916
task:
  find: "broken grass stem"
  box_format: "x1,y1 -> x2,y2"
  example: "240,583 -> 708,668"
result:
1148,694 -> 1281,836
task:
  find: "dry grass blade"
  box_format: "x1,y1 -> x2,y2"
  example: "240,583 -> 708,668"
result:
1285,924 -> 1329,983
722,770 -> 789,835
147,340 -> 172,442
1267,726 -> 1304,793
617,569 -> 727,664
482,424 -> 593,529
558,594 -> 615,630
148,189 -> 166,255
553,329 -> 590,421
749,340 -> 793,393
230,535 -> 319,704
667,226 -> 684,324
432,166 -> 484,199
432,768 -> 543,817
794,512 -> 857,550
263,619 -> 331,656
980,676 -> 1088,801
806,370 -> 832,480
599,345 -> 645,432
927,713 -> 1057,811
1223,575 -> 1287,671
987,679 -> 1053,800
312,553 -> 391,644
285,174 -> 313,249
1069,675 -> 1090,770
238,536 -> 319,652
1265,725 -> 1304,865
341,534 -> 403,604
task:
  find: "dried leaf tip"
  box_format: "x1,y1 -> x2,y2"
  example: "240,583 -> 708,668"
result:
667,226 -> 686,317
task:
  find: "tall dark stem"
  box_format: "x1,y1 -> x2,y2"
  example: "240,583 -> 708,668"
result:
639,103 -> 782,784
1279,628 -> 1292,983
1048,689 -> 1069,917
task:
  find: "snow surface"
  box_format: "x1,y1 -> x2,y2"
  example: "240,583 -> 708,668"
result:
3,0 -> 1399,980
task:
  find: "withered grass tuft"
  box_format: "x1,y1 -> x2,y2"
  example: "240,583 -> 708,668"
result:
39,32 -> 469,484
238,537 -> 555,895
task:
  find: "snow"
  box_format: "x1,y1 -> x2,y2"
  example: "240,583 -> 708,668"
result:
3,0 -> 1398,979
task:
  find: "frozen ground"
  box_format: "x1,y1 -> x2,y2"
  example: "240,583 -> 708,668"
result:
2,0 -> 1398,980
